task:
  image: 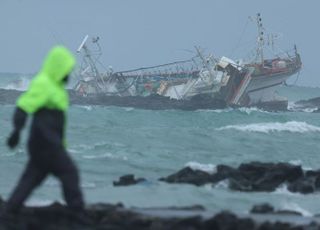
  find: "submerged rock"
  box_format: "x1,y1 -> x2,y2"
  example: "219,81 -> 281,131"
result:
251,203 -> 275,214
113,174 -> 146,186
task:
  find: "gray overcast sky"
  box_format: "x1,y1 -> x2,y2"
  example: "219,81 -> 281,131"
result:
0,0 -> 319,86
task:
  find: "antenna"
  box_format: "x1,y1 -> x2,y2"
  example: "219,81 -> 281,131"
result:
77,35 -> 89,53
256,13 -> 265,65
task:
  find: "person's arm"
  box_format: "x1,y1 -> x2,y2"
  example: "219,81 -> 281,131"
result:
7,76 -> 49,149
7,107 -> 28,149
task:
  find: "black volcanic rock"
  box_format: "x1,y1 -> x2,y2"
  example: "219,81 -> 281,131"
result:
204,211 -> 255,230
228,162 -> 303,192
250,204 -> 302,216
113,174 -> 146,186
160,162 -> 308,193
251,203 -> 275,214
0,201 -> 317,230
159,167 -> 216,186
295,96 -> 320,109
287,177 -> 315,194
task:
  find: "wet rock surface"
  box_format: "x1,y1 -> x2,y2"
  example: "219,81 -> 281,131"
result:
250,204 -> 302,216
160,162 -> 320,194
0,201 -> 319,230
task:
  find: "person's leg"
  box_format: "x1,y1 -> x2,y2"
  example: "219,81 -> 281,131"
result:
52,150 -> 84,210
5,161 -> 47,213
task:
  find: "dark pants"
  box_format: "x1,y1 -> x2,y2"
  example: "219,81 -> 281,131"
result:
6,147 -> 84,213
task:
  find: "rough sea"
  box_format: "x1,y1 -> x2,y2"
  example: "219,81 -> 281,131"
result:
1,73 -> 320,216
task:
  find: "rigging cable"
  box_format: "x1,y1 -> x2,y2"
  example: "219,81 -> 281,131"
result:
229,18 -> 249,57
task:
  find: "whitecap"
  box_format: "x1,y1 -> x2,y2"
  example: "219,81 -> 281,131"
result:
185,161 -> 217,174
81,181 -> 97,188
3,77 -> 30,91
238,107 -> 269,115
82,152 -> 128,161
216,121 -> 320,133
82,152 -> 114,159
213,180 -> 229,189
124,107 -> 134,112
77,142 -> 108,151
288,160 -> 313,171
77,105 -> 93,111
68,148 -> 81,154
289,159 -> 302,166
288,102 -> 318,113
196,108 -> 233,113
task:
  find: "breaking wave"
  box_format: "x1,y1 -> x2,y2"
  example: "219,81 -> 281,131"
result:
237,107 -> 270,115
3,77 -> 30,91
288,160 -> 313,171
185,161 -> 217,174
216,121 -> 320,133
196,108 -> 233,113
273,184 -> 299,196
280,202 -> 312,217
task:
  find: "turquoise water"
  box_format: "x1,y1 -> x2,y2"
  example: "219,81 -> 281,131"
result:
1,73 -> 320,216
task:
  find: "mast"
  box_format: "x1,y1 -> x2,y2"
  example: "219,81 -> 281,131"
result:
77,35 -> 105,91
255,13 -> 265,66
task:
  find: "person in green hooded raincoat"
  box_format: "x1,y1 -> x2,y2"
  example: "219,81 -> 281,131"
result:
4,46 -> 84,213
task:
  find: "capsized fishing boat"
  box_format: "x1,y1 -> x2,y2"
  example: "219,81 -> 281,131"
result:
72,13 -> 301,111
234,13 -> 302,110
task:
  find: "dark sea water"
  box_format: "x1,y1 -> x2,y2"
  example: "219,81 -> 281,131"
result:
1,73 -> 320,216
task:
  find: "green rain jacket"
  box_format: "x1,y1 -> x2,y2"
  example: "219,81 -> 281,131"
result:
16,46 -> 75,150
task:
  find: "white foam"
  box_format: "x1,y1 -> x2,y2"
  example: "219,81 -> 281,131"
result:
287,160 -> 313,171
289,160 -> 302,166
4,77 -> 30,91
76,105 -> 93,111
185,161 -> 217,174
196,108 -> 233,113
217,121 -> 320,133
238,107 -> 269,114
82,152 -> 128,161
273,184 -> 298,196
83,152 -> 114,159
288,102 -> 318,113
81,181 -> 97,188
213,180 -> 229,189
124,107 -> 134,112
280,201 -> 312,217
77,142 -> 107,151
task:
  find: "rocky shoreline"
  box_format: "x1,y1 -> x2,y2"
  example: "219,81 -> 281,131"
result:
1,200 -> 320,230
114,162 -> 320,194
2,161 -> 320,229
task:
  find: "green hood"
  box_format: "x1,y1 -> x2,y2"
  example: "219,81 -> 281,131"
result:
17,46 -> 75,114
42,46 -> 75,82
